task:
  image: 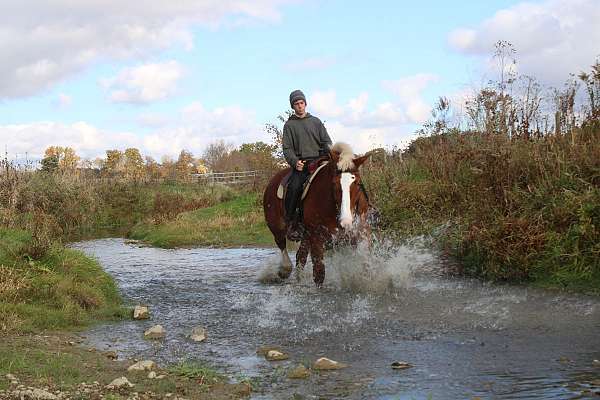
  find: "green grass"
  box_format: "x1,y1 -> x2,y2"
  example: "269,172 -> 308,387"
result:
167,361 -> 224,387
0,227 -> 128,334
0,335 -> 251,398
130,192 -> 273,248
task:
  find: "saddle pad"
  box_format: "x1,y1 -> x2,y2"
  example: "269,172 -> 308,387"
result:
276,161 -> 329,200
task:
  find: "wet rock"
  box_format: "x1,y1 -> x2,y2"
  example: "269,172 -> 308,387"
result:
313,357 -> 348,370
189,327 -> 207,342
127,360 -> 156,372
144,325 -> 165,339
147,371 -> 157,379
256,345 -> 283,356
133,305 -> 150,320
391,361 -> 413,370
106,376 -> 134,389
594,359 -> 600,367
287,364 -> 310,379
265,350 -> 289,361
104,351 -> 118,360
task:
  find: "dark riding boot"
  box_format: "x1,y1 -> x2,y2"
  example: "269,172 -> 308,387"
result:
285,167 -> 309,241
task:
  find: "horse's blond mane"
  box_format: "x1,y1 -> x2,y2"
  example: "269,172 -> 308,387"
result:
331,142 -> 354,171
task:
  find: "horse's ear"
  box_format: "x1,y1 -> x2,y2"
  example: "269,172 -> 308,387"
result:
353,153 -> 371,169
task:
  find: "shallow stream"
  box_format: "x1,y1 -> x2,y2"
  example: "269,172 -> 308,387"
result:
72,238 -> 600,399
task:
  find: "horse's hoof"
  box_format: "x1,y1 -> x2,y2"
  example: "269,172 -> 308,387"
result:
277,265 -> 292,279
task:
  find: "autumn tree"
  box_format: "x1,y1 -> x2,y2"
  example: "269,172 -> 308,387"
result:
175,149 -> 195,181
145,156 -> 161,181
238,141 -> 279,171
123,148 -> 144,181
103,149 -> 124,176
42,146 -> 80,172
202,140 -> 235,172
160,155 -> 176,180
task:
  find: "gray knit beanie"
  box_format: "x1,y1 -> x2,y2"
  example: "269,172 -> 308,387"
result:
289,90 -> 306,107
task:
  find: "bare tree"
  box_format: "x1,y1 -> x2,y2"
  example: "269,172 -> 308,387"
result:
202,140 -> 235,172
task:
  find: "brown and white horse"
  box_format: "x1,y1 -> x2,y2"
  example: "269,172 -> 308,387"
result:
263,142 -> 371,286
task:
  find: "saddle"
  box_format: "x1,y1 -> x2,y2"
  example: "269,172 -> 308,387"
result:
277,159 -> 329,201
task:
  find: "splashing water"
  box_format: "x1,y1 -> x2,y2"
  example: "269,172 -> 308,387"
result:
71,238 -> 600,400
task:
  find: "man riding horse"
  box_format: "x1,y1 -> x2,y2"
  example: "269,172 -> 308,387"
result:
263,90 -> 373,286
283,89 -> 332,241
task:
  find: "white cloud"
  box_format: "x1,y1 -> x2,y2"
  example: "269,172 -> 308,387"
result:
137,112 -> 171,128
102,61 -> 184,104
310,90 -> 344,118
0,0 -> 296,98
0,101 -> 267,160
448,0 -> 600,84
308,73 -> 439,152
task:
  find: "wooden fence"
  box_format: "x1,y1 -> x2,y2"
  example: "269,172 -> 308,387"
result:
192,170 -> 260,185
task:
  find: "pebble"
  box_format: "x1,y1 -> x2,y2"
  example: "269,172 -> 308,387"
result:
265,350 -> 289,361
313,357 -> 348,370
144,325 -> 165,339
127,360 -> 157,372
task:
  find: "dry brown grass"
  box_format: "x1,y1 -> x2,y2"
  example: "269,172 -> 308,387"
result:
0,266 -> 29,303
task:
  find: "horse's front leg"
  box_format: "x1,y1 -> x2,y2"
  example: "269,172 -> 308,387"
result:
309,235 -> 325,287
295,238 -> 310,282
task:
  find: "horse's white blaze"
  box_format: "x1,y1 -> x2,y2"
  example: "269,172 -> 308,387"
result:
339,172 -> 355,229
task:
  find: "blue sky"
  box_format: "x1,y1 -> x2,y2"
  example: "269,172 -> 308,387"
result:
1,0 -> 598,161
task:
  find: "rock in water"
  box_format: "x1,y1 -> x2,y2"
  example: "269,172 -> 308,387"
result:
313,357 -> 348,370
287,364 -> 310,379
265,350 -> 289,361
133,305 -> 150,320
106,377 -> 134,389
391,361 -> 413,370
127,360 -> 156,372
190,327 -> 207,342
144,325 -> 165,339
256,346 -> 283,356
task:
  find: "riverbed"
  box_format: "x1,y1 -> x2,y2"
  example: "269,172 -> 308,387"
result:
71,238 -> 600,399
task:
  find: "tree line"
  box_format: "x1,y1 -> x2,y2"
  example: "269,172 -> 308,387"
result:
39,140 -> 282,181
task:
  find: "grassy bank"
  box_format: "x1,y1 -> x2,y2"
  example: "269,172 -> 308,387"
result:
0,170 -> 245,334
363,123 -> 600,293
0,334 -> 252,399
0,227 -> 127,334
0,174 -> 257,398
131,192 -> 272,248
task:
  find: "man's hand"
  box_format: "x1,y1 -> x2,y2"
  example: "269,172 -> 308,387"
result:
295,159 -> 304,171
